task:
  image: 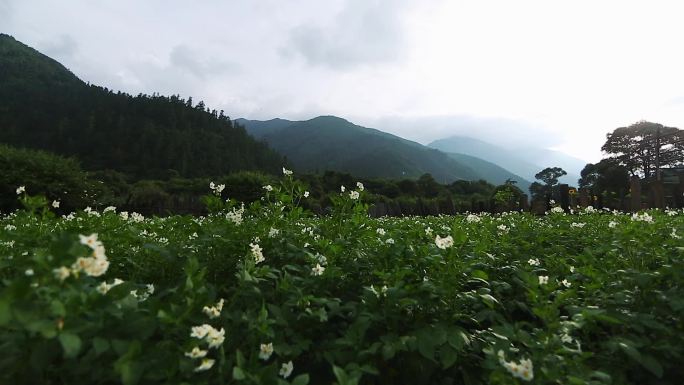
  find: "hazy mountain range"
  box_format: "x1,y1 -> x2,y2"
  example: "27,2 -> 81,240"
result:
0,33 -> 586,191
429,136 -> 582,185
237,117 -> 535,190
238,116 -> 586,190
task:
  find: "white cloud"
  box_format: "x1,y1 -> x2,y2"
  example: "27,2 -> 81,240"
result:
1,0 -> 682,163
283,0 -> 410,69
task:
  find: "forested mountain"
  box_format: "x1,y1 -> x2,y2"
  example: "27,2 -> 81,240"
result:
443,153 -> 531,192
429,136 -> 581,185
239,116 -> 522,184
0,34 -> 283,179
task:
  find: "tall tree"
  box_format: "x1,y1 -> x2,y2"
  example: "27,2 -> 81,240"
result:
579,159 -> 629,196
535,167 -> 567,186
601,121 -> 684,178
530,167 -> 566,201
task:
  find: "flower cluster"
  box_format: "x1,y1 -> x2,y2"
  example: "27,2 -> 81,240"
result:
369,284 -> 388,298
96,278 -> 124,294
209,182 -> 225,196
190,324 -> 226,349
631,212 -> 654,223
498,350 -> 533,381
202,298 -> 225,319
434,235 -> 454,249
52,266 -> 70,282
226,203 -> 245,225
71,234 -> 110,277
466,214 -> 481,223
250,242 -> 265,264
130,283 -> 155,301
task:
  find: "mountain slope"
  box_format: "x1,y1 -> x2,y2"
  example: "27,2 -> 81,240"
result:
444,153 -> 531,192
429,136 -> 581,185
514,146 -> 585,183
0,34 -> 284,178
240,116 -> 523,184
234,118 -> 294,139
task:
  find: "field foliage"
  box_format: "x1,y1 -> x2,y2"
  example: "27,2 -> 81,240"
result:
1,174 -> 683,384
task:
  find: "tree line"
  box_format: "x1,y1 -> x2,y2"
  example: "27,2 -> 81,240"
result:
527,121 -> 683,208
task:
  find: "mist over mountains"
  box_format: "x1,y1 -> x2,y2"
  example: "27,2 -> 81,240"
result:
1,32 -> 585,193
428,136 -> 582,185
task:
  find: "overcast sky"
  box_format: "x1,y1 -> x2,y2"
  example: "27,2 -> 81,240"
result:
2,0 -> 683,162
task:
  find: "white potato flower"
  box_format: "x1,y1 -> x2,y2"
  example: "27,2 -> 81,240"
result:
194,358 -> 215,372
279,361 -> 294,378
435,235 -> 454,249
311,263 -> 325,276
185,347 -> 208,359
250,243 -> 265,264
259,343 -> 274,360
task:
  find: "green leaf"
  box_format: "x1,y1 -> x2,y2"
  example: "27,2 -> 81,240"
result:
236,349 -> 245,367
26,319 -> 57,338
479,294 -> 499,308
291,373 -> 310,385
50,300 -> 66,317
471,270 -> 489,280
447,329 -> 470,349
233,366 -> 246,380
0,298 -> 10,326
440,345 -> 459,369
93,337 -> 110,355
618,342 -> 641,363
416,328 -> 442,361
120,361 -> 144,385
332,365 -> 359,385
381,344 -> 395,360
590,371 -> 612,383
58,332 -> 82,358
638,354 -> 663,378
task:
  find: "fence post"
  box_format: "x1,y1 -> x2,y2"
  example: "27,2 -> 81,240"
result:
649,179 -> 665,209
677,172 -> 684,209
630,176 -> 641,212
559,184 -> 570,212
519,194 -> 529,212
579,188 -> 589,208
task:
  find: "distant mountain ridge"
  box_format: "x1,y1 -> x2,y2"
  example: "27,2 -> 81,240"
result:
429,136 -> 581,185
237,116 -> 531,188
0,34 -> 284,178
